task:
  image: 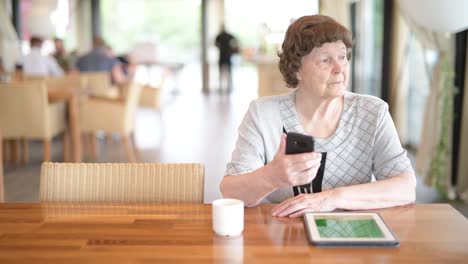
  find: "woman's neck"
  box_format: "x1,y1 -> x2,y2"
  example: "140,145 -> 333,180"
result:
295,88 -> 344,138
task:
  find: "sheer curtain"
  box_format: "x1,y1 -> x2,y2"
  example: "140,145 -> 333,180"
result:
388,6 -> 410,143
395,1 -> 455,198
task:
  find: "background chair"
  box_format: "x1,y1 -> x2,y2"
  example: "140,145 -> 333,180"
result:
0,82 -> 67,162
80,71 -> 120,99
23,74 -> 87,91
79,82 -> 142,162
140,84 -> 162,111
44,74 -> 87,92
40,162 -> 205,203
139,72 -> 167,111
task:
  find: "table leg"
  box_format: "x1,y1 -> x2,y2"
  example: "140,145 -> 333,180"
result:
9,140 -> 19,166
89,132 -> 97,161
63,129 -> 70,162
2,139 -> 7,164
69,95 -> 82,162
21,138 -> 28,163
43,139 -> 51,162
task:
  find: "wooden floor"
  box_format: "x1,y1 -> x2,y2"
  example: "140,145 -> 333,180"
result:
2,84 -> 467,217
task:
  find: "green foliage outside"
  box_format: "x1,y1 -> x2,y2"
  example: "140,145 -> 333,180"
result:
428,55 -> 457,199
101,0 -> 200,56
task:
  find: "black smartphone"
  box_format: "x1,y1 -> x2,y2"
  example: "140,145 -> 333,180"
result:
285,132 -> 315,155
285,132 -> 316,194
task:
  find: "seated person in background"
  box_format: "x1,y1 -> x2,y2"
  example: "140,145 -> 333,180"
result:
220,15 -> 416,217
67,50 -> 79,72
117,53 -> 136,80
76,37 -> 126,86
52,37 -> 71,73
21,36 -> 64,77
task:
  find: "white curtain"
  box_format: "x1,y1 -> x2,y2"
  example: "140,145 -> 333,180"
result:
396,1 -> 456,198
388,7 -> 410,143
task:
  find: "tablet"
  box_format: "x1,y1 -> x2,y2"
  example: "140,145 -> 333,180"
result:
304,212 -> 399,247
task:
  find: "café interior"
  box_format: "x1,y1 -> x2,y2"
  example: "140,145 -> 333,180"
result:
0,0 -> 468,262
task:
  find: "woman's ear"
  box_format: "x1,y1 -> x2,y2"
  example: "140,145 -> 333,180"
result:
295,70 -> 302,82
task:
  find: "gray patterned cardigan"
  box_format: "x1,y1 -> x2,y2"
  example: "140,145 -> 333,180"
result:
225,90 -> 414,203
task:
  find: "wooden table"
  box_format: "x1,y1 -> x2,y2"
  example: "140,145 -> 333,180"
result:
0,203 -> 467,263
48,87 -> 82,162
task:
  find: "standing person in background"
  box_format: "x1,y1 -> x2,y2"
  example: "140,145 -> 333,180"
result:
215,25 -> 239,93
21,36 -> 64,77
52,37 -> 71,73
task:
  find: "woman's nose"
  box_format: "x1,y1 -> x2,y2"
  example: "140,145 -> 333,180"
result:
331,59 -> 342,74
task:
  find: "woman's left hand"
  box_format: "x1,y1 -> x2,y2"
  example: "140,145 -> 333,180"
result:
271,189 -> 340,218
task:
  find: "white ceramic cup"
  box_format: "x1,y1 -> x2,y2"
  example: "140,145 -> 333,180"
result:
212,198 -> 244,237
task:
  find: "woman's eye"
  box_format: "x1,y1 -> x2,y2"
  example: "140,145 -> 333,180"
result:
339,55 -> 346,60
321,58 -> 329,63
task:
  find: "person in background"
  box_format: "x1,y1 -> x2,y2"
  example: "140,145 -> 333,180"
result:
21,36 -> 64,77
67,50 -> 79,72
215,25 -> 239,93
104,44 -> 115,57
220,15 -> 416,217
76,37 -> 126,86
52,37 -> 71,72
117,53 -> 136,80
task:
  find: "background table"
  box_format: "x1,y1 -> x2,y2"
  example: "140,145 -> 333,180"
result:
0,203 -> 467,263
48,87 -> 82,162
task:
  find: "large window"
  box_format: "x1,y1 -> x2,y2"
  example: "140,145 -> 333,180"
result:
101,0 -> 201,90
352,0 -> 383,97
224,0 -> 319,55
214,0 -> 319,94
18,0 -> 70,54
101,0 -> 200,60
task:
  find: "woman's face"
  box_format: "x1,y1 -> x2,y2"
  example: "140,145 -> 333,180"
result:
296,40 -> 349,99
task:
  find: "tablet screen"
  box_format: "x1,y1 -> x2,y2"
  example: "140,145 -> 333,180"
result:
304,212 -> 398,246
315,215 -> 384,238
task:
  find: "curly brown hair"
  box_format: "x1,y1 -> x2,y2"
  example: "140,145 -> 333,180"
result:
278,15 -> 354,88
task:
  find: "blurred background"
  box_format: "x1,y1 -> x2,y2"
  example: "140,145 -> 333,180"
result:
1,0 -> 467,215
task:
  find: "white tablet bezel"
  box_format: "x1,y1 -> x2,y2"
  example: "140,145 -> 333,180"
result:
304,212 -> 398,245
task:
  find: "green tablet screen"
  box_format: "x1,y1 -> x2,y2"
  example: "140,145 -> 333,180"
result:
315,216 -> 385,238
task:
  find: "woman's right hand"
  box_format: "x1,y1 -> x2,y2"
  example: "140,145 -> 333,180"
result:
261,133 -> 322,189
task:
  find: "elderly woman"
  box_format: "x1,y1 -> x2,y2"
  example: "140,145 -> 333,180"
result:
220,15 -> 416,217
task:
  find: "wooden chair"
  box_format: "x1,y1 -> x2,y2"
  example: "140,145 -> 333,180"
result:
22,75 -> 47,81
139,84 -> 162,111
80,72 -> 120,99
23,74 -> 86,90
40,162 -> 205,203
0,82 -> 67,162
79,82 -> 142,162
44,74 -> 87,92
